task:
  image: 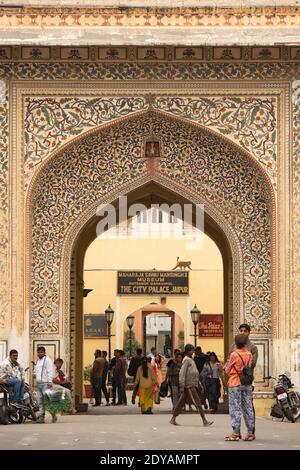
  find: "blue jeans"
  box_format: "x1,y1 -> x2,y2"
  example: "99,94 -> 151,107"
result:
6,378 -> 25,401
116,378 -> 127,404
36,383 -> 49,418
91,378 -> 102,405
205,377 -> 221,411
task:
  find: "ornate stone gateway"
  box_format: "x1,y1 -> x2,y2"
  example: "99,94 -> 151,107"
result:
0,45 -> 297,396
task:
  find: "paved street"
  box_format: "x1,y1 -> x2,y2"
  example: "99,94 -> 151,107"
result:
0,396 -> 299,450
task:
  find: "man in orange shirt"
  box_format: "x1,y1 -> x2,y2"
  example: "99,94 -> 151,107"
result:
225,334 -> 255,441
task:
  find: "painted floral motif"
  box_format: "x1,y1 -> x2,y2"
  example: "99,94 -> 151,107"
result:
1,62 -> 300,83
155,96 -> 277,183
293,101 -> 300,335
24,96 -> 146,185
30,113 -> 272,334
24,93 -> 277,189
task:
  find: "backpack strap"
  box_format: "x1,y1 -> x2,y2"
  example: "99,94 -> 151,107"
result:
232,352 -> 247,377
236,351 -> 252,367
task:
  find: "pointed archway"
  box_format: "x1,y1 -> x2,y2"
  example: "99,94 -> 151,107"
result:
26,110 -> 274,398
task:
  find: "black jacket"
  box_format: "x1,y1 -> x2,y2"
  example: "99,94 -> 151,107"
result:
127,355 -> 143,379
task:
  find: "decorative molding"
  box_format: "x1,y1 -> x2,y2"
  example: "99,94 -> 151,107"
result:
2,46 -> 300,63
0,82 -> 8,330
0,6 -> 300,29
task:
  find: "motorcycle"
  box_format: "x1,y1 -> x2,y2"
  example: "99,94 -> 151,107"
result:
0,382 -> 23,424
0,366 -> 38,424
19,379 -> 39,422
265,373 -> 300,423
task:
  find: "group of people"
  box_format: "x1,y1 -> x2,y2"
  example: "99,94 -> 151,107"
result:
129,323 -> 258,441
1,322 -> 258,440
89,347 -> 164,413
0,346 -> 73,424
89,348 -> 128,407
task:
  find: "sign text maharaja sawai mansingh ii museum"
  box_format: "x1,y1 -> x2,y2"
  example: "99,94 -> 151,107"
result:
117,271 -> 189,295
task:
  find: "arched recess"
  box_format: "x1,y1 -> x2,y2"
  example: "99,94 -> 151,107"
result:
26,109 -> 275,398
70,179 -> 240,396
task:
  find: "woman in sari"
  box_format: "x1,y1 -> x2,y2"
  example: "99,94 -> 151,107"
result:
134,356 -> 157,414
151,354 -> 163,404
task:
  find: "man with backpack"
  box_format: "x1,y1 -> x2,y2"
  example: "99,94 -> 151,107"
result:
224,334 -> 255,441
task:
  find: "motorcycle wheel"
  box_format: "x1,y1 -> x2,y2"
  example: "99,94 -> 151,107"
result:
8,408 -> 23,424
27,404 -> 37,422
291,393 -> 300,422
282,406 -> 296,423
0,403 -> 9,425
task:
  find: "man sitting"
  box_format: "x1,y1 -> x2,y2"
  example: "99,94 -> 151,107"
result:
0,349 -> 25,402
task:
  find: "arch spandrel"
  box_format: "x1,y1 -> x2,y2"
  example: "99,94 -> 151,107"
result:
27,111 -> 274,341
24,95 -> 278,192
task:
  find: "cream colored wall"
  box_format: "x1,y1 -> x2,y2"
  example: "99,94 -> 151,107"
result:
83,235 -> 223,367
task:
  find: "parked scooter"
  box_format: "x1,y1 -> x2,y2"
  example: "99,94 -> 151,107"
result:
265,373 -> 300,423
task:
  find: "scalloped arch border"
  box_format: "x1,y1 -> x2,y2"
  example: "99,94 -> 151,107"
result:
26,109 -> 276,368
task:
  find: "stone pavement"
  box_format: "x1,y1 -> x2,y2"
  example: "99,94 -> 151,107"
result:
0,395 -> 299,451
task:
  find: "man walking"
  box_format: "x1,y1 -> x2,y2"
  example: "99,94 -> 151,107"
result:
0,349 -> 25,403
170,344 -> 213,427
34,346 -> 54,423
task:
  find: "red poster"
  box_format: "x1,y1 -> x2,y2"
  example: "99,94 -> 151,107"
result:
199,314 -> 224,338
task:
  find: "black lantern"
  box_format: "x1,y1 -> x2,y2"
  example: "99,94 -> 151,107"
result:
105,304 -> 114,359
126,315 -> 135,358
190,304 -> 200,348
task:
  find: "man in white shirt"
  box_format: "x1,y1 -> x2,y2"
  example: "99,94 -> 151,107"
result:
34,346 -> 54,423
0,349 -> 25,402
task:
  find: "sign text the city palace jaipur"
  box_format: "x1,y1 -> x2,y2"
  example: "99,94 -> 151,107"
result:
117,271 -> 189,295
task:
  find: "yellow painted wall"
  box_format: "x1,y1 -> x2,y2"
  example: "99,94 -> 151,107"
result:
83,234 -> 223,367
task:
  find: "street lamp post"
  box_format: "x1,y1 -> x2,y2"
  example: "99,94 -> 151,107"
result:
126,315 -> 135,358
105,304 -> 114,360
190,304 -> 201,348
